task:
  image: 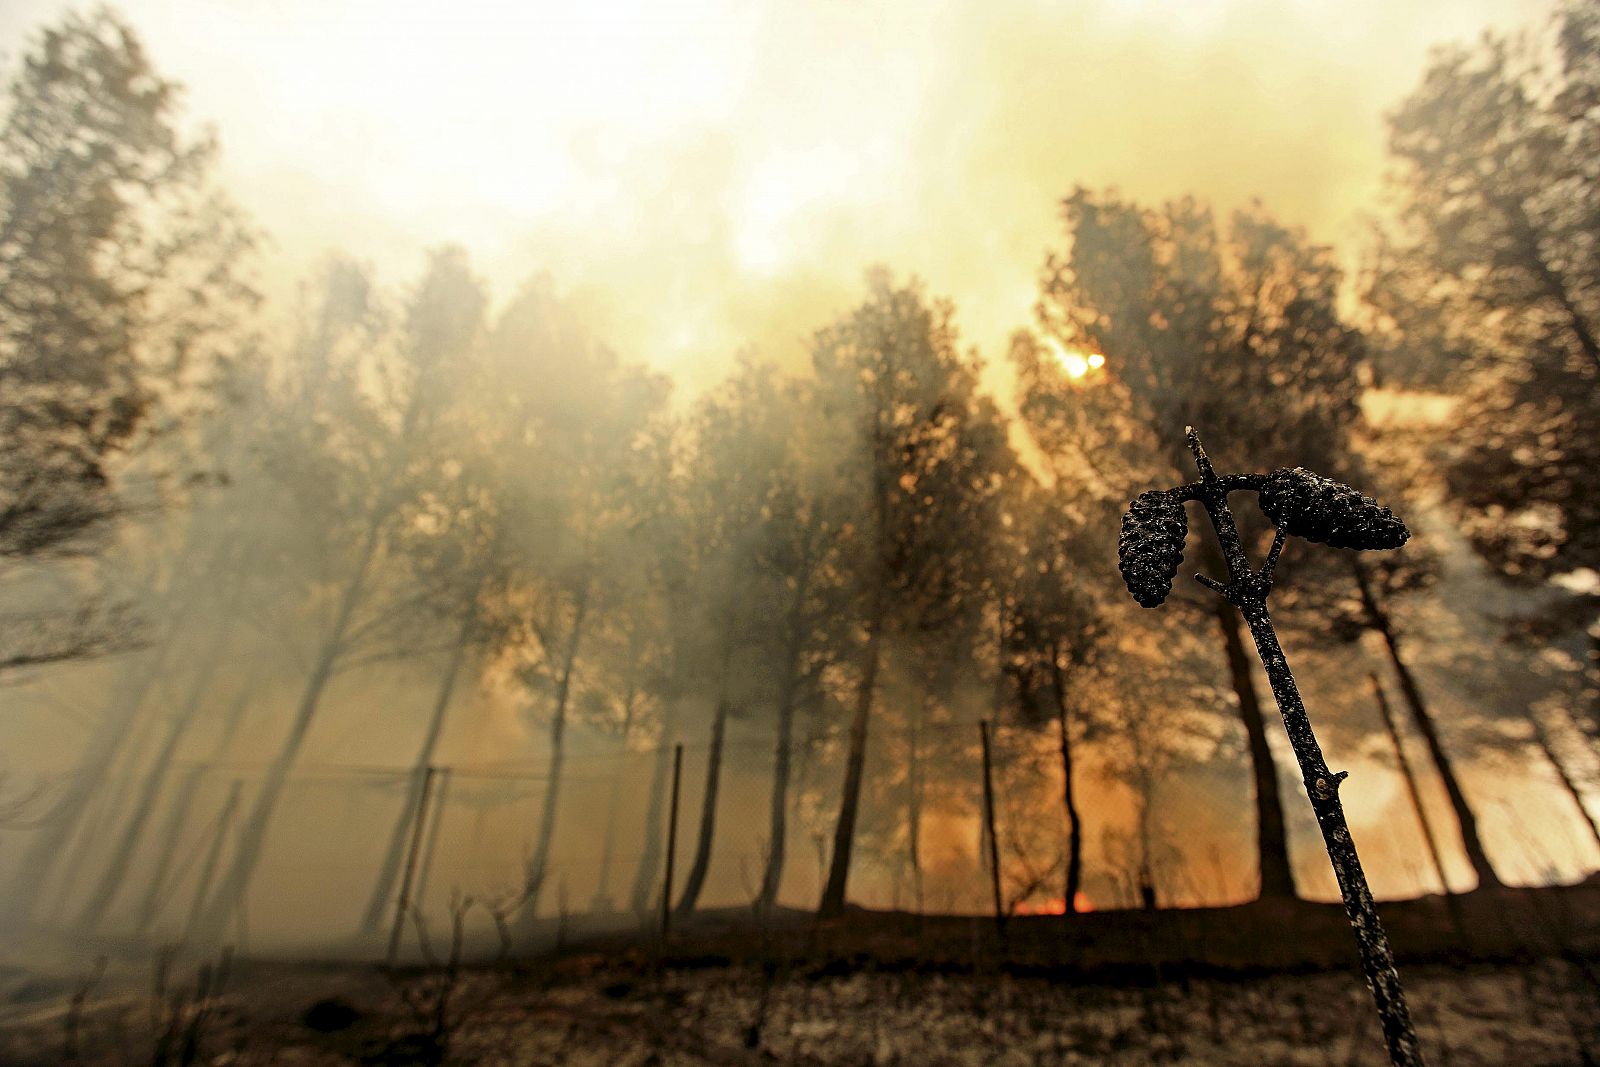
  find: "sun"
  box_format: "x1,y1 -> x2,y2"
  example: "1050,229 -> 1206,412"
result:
1046,339 -> 1106,380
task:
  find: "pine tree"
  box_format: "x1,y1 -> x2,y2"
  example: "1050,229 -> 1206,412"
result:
1030,191 -> 1368,899
0,8 -> 252,673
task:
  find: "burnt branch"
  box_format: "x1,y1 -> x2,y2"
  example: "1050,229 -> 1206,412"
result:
1116,426 -> 1424,1067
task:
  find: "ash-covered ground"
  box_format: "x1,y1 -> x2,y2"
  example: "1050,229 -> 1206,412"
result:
2,886 -> 1597,1066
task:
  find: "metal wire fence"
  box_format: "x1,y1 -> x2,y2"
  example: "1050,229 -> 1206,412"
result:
19,710 -> 1579,959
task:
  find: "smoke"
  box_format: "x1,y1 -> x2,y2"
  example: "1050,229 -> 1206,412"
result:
0,0 -> 1549,388
0,0 -> 1588,963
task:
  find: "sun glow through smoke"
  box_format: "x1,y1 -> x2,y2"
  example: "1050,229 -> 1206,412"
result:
0,0 -> 1537,391
1048,339 -> 1107,380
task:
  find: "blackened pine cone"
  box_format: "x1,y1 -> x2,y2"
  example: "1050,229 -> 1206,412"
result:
1119,489 -> 1188,607
1256,467 -> 1408,551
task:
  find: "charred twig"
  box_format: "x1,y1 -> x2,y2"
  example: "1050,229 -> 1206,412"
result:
999,815 -> 1065,916
384,892 -> 474,1067
148,949 -> 233,1067
1117,427 -> 1423,1067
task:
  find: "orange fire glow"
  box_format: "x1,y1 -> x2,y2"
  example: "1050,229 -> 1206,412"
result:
1014,892 -> 1095,915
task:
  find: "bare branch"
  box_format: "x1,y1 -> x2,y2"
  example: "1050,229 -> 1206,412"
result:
1259,528 -> 1288,585
0,599 -> 146,679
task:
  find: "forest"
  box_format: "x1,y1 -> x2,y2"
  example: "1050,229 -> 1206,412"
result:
1,2 -> 1599,1064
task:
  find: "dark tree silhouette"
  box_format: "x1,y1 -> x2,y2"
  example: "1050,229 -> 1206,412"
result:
0,8 -> 251,674
191,249 -> 486,943
811,272 -> 1013,918
1349,559 -> 1502,889
996,477 -> 1109,912
1032,192 -> 1368,900
1376,0 -> 1600,742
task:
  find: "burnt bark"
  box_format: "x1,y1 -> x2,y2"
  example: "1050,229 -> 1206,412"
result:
1238,598 -> 1422,1065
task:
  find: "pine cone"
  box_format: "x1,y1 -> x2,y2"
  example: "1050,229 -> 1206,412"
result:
1119,490 -> 1188,607
1256,468 -> 1408,550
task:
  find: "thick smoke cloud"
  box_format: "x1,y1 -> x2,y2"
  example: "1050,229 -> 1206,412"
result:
0,0 -> 1547,386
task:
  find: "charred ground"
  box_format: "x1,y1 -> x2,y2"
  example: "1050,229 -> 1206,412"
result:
3,882 -> 1597,1066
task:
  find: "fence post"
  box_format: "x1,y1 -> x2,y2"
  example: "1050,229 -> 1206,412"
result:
979,720 -> 1006,940
660,743 -> 684,941
387,764 -> 439,965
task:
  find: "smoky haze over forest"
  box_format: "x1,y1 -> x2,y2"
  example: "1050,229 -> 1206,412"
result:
2,0 -> 1600,979
0,0 -> 1552,384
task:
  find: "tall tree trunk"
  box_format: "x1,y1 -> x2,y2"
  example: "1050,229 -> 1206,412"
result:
906,688 -> 927,914
592,771 -> 627,915
7,646 -> 171,924
6,526 -> 229,925
674,700 -> 729,918
1528,710 -> 1600,857
1215,600 -> 1298,899
1369,673 -> 1451,896
359,611 -> 474,935
520,588 -> 590,923
134,679 -> 257,935
43,687 -> 172,926
137,763 -> 213,932
629,710 -> 679,916
184,780 -> 242,941
758,678 -> 799,911
1500,194 -> 1600,374
1353,560 -> 1503,890
1576,628 -> 1600,755
1136,778 -> 1157,911
759,566 -> 814,912
189,517 -> 384,943
1047,640 -> 1084,913
592,678 -> 639,914
819,591 -> 885,918
910,640 -> 964,915
77,621 -> 235,929
410,767 -> 451,914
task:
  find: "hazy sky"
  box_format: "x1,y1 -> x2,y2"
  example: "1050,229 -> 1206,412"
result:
2,0 -> 1550,386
